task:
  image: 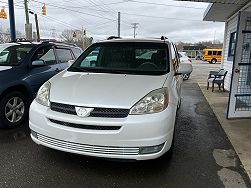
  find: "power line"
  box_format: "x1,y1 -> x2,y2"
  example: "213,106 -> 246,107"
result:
31,0 -> 116,21
125,0 -> 205,10
123,12 -> 203,22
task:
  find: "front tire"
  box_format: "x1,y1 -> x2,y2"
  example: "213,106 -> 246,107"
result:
0,91 -> 28,128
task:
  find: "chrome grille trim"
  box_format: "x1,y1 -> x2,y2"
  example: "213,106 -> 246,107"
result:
50,102 -> 130,118
36,133 -> 139,155
49,119 -> 121,130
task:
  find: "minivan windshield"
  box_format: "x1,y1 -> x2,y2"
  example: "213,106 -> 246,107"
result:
68,42 -> 169,75
0,44 -> 33,66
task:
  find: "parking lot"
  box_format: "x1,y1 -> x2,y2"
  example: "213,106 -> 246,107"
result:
0,61 -> 250,188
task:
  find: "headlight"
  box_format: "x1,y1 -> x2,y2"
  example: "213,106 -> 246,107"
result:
36,81 -> 51,107
130,88 -> 168,115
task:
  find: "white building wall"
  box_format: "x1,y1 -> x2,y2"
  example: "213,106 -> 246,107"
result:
222,15 -> 238,90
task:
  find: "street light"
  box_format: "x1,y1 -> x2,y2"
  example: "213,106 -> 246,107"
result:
29,10 -> 40,42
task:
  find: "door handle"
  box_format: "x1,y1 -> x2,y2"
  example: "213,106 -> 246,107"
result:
235,68 -> 240,73
55,68 -> 60,73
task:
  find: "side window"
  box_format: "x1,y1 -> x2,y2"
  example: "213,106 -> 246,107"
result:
56,48 -> 74,64
0,51 -> 9,63
217,51 -> 222,56
213,51 -> 217,55
32,47 -> 56,65
170,44 -> 178,71
228,32 -> 236,57
208,51 -> 212,55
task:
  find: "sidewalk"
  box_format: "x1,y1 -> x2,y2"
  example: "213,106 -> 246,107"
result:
199,84 -> 251,180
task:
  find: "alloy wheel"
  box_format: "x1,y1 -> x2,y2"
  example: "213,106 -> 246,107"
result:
5,97 -> 25,123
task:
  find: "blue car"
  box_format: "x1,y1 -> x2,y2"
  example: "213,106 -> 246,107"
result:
0,41 -> 82,128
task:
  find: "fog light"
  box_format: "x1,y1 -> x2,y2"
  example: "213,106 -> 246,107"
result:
31,130 -> 38,139
139,143 -> 165,154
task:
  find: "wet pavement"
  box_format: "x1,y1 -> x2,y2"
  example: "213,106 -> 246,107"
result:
0,83 -> 250,188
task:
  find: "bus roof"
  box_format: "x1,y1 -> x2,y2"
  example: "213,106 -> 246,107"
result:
203,48 -> 222,51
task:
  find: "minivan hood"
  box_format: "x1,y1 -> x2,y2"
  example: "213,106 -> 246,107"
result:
0,66 -> 12,71
50,71 -> 168,109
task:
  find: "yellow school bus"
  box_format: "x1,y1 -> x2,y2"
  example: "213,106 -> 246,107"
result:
202,49 -> 222,64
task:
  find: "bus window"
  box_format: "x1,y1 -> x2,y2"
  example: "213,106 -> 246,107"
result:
217,51 -> 222,56
213,51 -> 217,55
208,51 -> 212,55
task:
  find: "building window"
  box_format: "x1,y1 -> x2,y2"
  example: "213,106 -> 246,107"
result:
228,32 -> 236,59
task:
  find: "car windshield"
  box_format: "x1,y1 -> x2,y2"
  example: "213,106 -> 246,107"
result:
0,44 -> 33,66
68,42 -> 169,75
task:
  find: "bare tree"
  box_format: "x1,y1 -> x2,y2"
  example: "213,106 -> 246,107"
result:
60,29 -> 93,49
0,28 -> 24,43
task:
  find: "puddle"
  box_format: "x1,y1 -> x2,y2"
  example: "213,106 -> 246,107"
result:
213,149 -> 248,188
218,168 -> 247,188
195,101 -> 214,116
213,149 -> 237,168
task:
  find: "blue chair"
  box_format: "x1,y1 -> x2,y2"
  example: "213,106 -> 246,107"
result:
207,69 -> 228,92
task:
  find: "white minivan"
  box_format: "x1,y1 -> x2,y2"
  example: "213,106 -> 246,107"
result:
29,38 -> 182,160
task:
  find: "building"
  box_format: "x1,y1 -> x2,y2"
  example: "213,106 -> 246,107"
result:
179,0 -> 251,118
182,45 -> 206,59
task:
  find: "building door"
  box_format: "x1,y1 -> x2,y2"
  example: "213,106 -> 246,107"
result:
228,11 -> 251,118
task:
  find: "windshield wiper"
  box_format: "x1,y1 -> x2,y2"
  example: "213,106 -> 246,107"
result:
68,66 -> 89,72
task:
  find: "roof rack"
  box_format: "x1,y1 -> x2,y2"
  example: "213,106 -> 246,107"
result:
160,36 -> 168,40
107,36 -> 121,40
41,40 -> 77,47
15,38 -> 33,43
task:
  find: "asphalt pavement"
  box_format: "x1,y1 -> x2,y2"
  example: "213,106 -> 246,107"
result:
0,83 -> 250,188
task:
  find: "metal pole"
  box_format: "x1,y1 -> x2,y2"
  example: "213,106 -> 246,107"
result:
8,0 -> 16,42
34,14 -> 40,42
118,12 -> 120,37
24,0 -> 32,40
24,0 -> 29,24
131,23 -> 139,38
82,26 -> 85,49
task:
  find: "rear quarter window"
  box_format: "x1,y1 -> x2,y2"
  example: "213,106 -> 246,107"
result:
71,48 -> 82,58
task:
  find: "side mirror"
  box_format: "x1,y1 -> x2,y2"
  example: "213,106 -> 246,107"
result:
68,60 -> 75,65
32,60 -> 45,66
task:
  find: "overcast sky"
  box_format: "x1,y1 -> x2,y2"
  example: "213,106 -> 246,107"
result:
0,0 -> 225,42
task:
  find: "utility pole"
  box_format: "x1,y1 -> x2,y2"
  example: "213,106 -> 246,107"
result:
131,23 -> 139,38
82,26 -> 86,50
8,0 -> 16,42
24,0 -> 32,40
118,12 -> 120,37
51,28 -> 56,39
34,13 -> 40,42
29,11 -> 40,42
213,30 -> 216,45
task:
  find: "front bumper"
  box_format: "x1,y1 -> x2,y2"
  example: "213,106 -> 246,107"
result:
29,100 -> 176,160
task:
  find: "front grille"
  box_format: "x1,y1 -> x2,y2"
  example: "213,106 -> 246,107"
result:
51,102 -> 76,115
49,119 -> 121,130
50,102 -> 130,118
36,133 -> 139,155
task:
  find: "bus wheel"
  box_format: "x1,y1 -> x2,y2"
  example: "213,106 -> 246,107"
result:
211,58 -> 217,64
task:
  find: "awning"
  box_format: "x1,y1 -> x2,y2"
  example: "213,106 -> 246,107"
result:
177,0 -> 250,22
